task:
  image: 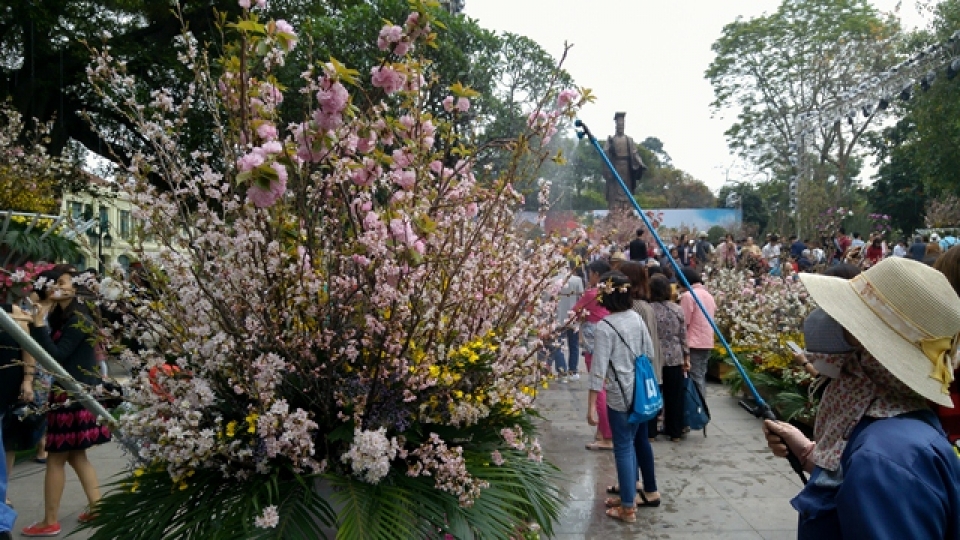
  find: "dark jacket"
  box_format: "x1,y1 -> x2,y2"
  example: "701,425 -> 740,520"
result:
628,238 -> 648,261
0,330 -> 24,410
30,310 -> 99,386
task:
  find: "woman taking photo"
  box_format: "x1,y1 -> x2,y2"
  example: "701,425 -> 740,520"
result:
21,265 -> 110,538
587,271 -> 660,523
763,258 -> 960,538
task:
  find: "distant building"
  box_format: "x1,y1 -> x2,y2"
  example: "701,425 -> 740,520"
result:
59,179 -> 162,273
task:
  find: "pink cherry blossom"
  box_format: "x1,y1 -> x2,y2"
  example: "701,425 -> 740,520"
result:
377,25 -> 403,51
247,182 -> 279,207
442,96 -> 454,112
313,109 -> 343,132
357,133 -> 377,154
556,88 -> 578,108
274,20 -> 297,51
257,123 -> 278,140
392,149 -> 413,168
317,81 -> 349,113
393,170 -> 416,190
237,151 -> 265,172
371,66 -> 406,95
260,141 -> 283,155
455,97 -> 470,112
238,0 -> 250,8
270,162 -> 288,184
393,40 -> 411,56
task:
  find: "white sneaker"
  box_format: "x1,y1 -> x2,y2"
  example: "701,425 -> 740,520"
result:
568,373 -> 580,381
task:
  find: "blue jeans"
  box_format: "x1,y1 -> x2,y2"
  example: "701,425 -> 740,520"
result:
565,329 -> 580,373
548,342 -> 567,374
0,413 -> 16,533
608,406 -> 657,507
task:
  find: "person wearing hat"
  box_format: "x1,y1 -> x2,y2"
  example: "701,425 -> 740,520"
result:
609,251 -> 628,271
763,257 -> 960,539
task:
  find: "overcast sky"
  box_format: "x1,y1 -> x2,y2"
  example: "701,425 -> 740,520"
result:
465,1 -> 930,193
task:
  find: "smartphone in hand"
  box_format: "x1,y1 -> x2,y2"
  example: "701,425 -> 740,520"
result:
786,341 -> 803,355
19,297 -> 35,315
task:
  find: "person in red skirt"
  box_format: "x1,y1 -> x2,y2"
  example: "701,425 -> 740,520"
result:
22,265 -> 110,537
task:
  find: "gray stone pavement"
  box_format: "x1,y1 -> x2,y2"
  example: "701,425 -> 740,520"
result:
5,378 -> 800,539
536,377 -> 802,539
6,441 -> 127,539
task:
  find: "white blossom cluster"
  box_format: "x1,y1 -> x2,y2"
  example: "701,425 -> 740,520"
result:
341,427 -> 404,484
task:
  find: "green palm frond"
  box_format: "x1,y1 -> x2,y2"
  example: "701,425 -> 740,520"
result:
2,227 -> 81,264
327,474 -> 430,540
85,467 -> 336,540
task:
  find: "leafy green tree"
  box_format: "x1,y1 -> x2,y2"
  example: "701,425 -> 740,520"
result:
640,136 -> 671,167
717,182 -> 770,232
892,0 -> 960,196
866,119 -> 929,236
706,0 -> 900,199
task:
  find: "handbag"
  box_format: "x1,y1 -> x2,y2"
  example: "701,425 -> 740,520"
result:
3,401 -> 45,451
603,321 -> 662,424
683,375 -> 711,435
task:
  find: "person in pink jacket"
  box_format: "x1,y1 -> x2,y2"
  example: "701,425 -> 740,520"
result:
679,267 -> 715,397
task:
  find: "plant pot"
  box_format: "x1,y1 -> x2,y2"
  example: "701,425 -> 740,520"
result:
707,361 -> 736,383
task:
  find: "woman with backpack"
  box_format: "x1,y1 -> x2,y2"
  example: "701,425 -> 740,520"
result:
586,271 -> 660,523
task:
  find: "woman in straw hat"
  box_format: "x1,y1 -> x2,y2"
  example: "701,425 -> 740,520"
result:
763,257 -> 960,539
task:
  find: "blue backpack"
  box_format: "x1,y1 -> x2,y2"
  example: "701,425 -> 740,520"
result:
604,321 -> 663,424
684,376 -> 711,435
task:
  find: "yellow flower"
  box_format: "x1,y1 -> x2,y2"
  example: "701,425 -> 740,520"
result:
130,481 -> 140,493
226,421 -> 238,438
453,390 -> 464,399
429,365 -> 440,378
133,468 -> 145,478
245,413 -> 259,434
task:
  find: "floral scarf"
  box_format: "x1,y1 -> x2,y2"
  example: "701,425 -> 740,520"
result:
811,351 -> 928,471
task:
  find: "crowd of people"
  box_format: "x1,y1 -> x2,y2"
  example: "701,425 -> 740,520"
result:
547,228 -> 720,523
548,225 -> 960,533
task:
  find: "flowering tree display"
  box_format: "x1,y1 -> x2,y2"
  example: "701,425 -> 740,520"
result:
0,103 -> 83,266
706,268 -> 817,422
80,2 -> 588,538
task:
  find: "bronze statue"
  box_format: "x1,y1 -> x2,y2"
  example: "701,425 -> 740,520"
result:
602,112 -> 646,212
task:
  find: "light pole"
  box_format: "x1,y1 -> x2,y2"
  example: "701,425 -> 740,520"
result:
86,206 -> 113,273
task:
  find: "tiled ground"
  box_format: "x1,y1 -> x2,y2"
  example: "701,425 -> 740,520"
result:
5,376 -> 801,539
536,377 -> 802,539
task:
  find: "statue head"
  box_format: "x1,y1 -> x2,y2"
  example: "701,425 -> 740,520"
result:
614,112 -> 625,135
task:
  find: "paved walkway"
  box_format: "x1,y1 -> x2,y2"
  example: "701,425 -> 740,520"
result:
538,378 -> 802,539
6,381 -> 801,539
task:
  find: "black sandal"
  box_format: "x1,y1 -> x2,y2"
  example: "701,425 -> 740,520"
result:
637,490 -> 661,508
606,484 -> 642,494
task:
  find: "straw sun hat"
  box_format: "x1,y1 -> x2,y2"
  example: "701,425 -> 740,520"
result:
799,257 -> 960,407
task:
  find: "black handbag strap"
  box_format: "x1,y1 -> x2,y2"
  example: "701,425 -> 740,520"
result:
602,320 -> 636,411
